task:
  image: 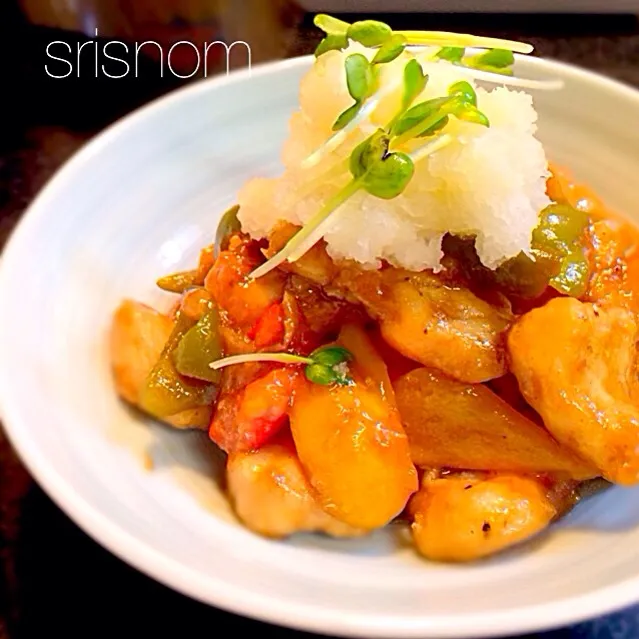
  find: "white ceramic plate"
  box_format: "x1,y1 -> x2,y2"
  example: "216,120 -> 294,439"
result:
2,54 -> 639,639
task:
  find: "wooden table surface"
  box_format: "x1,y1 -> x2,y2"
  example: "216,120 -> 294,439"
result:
1,3 -> 639,638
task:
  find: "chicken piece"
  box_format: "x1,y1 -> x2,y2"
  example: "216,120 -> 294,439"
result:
226,436 -> 366,539
285,274 -> 366,339
267,227 -> 511,383
335,265 -> 512,383
508,296 -> 639,485
408,471 -> 575,562
289,326 -> 418,530
365,326 -> 418,382
110,300 -> 211,429
394,367 -> 596,479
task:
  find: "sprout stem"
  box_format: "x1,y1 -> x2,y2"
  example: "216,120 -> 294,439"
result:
286,179 -> 360,263
409,133 -> 454,163
209,353 -> 313,370
249,178 -> 361,279
451,65 -> 564,90
301,94 -> 381,169
396,31 -> 533,54
391,109 -> 451,148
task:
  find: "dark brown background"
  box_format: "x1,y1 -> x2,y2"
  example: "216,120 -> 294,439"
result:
2,2 -> 639,637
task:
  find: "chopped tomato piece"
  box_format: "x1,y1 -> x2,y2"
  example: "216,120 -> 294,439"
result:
209,368 -> 300,453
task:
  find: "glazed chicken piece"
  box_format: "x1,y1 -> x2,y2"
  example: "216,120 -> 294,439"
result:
226,435 -> 366,539
336,265 -> 513,383
289,324 -> 418,530
284,274 -> 367,337
267,223 -> 511,383
508,296 -> 639,485
110,299 -> 211,429
408,470 -> 577,562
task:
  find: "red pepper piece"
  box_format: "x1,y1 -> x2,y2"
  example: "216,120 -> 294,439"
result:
209,368 -> 300,453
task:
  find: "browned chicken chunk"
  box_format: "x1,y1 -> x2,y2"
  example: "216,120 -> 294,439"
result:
226,436 -> 366,538
508,296 -> 639,485
267,224 -> 511,383
408,470 -> 577,562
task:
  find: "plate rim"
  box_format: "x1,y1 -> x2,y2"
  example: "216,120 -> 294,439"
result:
3,53 -> 639,638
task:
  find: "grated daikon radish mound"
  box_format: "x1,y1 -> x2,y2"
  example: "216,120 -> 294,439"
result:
237,42 -> 551,272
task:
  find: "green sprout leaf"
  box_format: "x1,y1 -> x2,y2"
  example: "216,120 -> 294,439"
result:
417,115 -> 449,137
305,344 -> 354,386
447,82 -> 489,126
402,59 -> 428,111
384,60 -> 428,133
372,34 -> 406,64
304,363 -> 353,386
462,49 -> 515,76
310,345 -> 353,367
304,363 -> 338,385
453,103 -> 490,127
349,129 -> 415,198
206,343 -> 356,387
332,102 -> 362,131
314,13 -> 350,35
448,80 -> 477,106
473,48 -> 514,69
361,152 -> 415,199
391,96 -> 450,137
332,53 -> 378,132
349,130 -> 389,178
315,33 -> 348,57
347,19 -> 393,47
392,80 -> 489,142
436,46 -> 465,62
345,53 -> 374,101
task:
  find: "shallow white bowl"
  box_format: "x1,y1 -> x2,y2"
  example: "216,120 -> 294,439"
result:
2,54 -> 639,639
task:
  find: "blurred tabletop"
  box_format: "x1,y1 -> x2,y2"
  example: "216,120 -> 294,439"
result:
2,2 -> 639,638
